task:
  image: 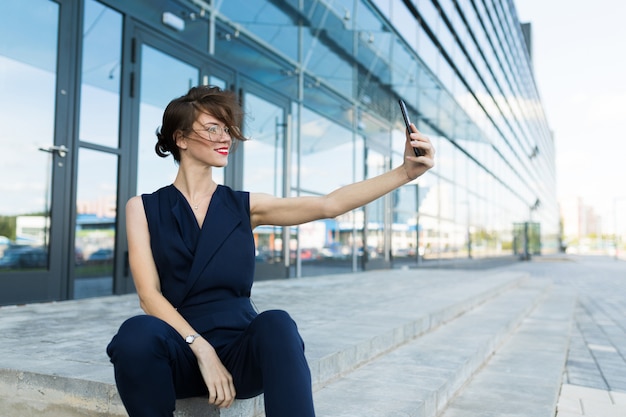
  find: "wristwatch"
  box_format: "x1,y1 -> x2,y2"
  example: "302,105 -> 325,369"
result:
185,333 -> 201,344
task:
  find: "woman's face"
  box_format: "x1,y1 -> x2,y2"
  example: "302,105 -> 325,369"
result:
178,112 -> 233,168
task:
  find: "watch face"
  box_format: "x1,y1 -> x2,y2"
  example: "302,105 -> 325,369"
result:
185,335 -> 195,344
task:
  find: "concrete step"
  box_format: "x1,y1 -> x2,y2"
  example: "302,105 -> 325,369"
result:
310,280 -> 552,417
439,289 -> 577,417
0,269 -> 528,417
176,270 -> 529,417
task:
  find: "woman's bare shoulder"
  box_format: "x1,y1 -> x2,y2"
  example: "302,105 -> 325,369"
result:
126,195 -> 145,214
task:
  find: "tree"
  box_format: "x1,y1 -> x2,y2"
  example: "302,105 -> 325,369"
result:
0,216 -> 16,240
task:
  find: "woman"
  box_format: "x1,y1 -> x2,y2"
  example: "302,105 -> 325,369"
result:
107,85 -> 434,417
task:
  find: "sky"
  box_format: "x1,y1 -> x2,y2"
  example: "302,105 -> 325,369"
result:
515,0 -> 626,232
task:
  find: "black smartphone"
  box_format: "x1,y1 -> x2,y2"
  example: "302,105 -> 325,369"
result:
399,99 -> 422,156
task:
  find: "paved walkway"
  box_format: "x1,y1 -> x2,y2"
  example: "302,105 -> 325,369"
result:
0,254 -> 624,416
507,255 -> 626,417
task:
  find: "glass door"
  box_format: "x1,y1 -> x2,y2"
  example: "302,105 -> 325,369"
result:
0,0 -> 71,305
73,0 -> 207,298
73,14 -> 232,299
240,82 -> 290,279
115,24 -> 234,293
72,0 -> 123,299
135,45 -> 231,194
132,26 -> 233,196
135,44 -> 201,196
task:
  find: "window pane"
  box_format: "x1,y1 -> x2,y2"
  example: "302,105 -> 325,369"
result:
0,0 -> 58,271
215,0 -> 298,62
79,0 -> 122,147
242,91 -> 284,266
242,93 -> 284,195
74,149 -> 118,298
136,46 -> 199,196
296,107 -> 361,275
364,149 -> 386,261
300,107 -> 354,193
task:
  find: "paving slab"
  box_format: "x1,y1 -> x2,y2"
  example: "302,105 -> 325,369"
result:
439,288 -> 577,417
557,384 -> 626,417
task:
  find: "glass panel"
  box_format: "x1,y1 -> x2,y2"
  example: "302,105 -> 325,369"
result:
300,107 -> 354,193
456,187 -> 471,258
390,122 -> 419,264
214,22 -> 297,99
357,110 -> 391,265
390,40 -> 419,101
296,106 -> 359,275
209,75 -> 226,90
391,184 -> 418,264
301,29 -> 353,97
74,149 -> 118,298
364,148 -> 386,262
417,27 -> 439,78
136,45 -> 199,195
242,92 -> 284,265
214,0 -> 298,62
0,0 -> 58,272
419,213 -> 437,260
417,165 -> 438,218
243,93 -> 284,194
79,0 -> 122,147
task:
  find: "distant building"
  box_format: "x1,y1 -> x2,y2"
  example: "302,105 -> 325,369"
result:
560,197 -> 601,240
0,0 -> 557,305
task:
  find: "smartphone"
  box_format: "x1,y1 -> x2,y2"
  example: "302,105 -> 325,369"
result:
399,99 -> 422,156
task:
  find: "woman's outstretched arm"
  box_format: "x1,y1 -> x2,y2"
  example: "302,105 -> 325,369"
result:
250,125 -> 434,229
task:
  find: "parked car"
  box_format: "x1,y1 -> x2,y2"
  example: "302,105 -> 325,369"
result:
87,248 -> 114,265
0,246 -> 48,269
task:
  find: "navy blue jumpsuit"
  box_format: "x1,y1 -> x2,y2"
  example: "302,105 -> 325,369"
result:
107,185 -> 315,417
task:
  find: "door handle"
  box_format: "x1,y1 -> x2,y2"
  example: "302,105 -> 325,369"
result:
38,145 -> 69,158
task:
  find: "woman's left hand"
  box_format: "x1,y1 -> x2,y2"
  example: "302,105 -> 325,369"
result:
404,124 -> 435,180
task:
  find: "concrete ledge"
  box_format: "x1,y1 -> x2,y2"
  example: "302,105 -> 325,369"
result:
175,397 -> 262,417
0,369 -> 124,417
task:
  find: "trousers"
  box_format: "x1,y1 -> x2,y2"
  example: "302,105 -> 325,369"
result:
106,309 -> 315,417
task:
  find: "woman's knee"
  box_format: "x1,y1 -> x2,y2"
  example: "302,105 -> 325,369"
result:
107,315 -> 174,364
252,310 -> 304,351
255,309 -> 297,331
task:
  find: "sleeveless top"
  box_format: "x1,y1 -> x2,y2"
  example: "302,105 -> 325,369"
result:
142,184 -> 258,348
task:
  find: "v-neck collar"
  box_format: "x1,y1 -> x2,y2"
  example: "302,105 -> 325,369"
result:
171,184 -> 221,230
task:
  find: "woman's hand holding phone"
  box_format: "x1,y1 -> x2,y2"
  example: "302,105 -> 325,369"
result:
398,99 -> 423,157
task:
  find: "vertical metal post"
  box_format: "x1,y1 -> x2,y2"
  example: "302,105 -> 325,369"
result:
351,108 -> 358,272
292,0 -> 304,278
384,155 -> 392,263
416,184 -> 421,265
467,202 -> 472,259
351,0 -> 359,272
208,3 -> 215,55
283,113 -> 292,277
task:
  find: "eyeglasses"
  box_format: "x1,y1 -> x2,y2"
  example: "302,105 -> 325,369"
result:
193,125 -> 235,142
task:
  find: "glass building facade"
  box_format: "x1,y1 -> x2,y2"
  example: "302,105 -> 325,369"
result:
0,0 -> 557,305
